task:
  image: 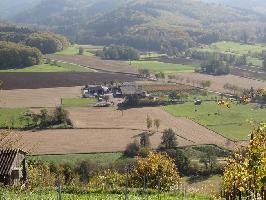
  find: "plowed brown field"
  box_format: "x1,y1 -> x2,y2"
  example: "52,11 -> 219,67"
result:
0,72 -> 138,90
0,87 -> 82,108
47,55 -> 138,74
174,73 -> 266,92
19,107 -> 246,155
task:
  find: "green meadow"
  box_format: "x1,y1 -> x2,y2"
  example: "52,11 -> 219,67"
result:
131,60 -> 196,74
0,61 -> 92,72
164,102 -> 266,140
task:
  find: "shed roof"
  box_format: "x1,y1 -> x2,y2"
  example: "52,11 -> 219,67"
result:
0,149 -> 26,176
120,84 -> 143,95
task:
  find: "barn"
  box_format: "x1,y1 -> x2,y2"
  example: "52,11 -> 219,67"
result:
0,149 -> 27,186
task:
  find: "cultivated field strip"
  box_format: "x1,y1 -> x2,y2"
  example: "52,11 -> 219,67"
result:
19,107 -> 244,155
0,87 -> 82,108
0,72 -> 139,90
47,55 -> 138,74
174,73 -> 266,92
20,129 -> 191,155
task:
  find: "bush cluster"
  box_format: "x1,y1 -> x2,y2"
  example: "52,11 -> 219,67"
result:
31,107 -> 72,129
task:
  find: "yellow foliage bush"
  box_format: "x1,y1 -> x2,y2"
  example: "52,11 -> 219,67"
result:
131,152 -> 180,191
88,170 -> 125,191
27,161 -> 56,188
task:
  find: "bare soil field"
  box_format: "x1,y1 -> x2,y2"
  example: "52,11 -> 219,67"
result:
174,73 -> 266,92
0,72 -> 138,90
231,67 -> 266,81
48,55 -> 138,74
19,107 -> 245,155
0,87 -> 82,108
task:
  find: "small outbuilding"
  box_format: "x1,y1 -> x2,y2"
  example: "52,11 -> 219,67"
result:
0,149 -> 27,186
120,82 -> 145,96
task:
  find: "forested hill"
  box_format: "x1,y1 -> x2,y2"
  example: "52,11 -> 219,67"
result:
200,0 -> 266,14
12,0 -> 130,24
0,0 -> 42,18
3,0 -> 266,52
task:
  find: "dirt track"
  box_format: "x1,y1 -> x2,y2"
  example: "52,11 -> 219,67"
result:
175,73 -> 266,92
19,107 -> 245,155
48,55 -> 138,74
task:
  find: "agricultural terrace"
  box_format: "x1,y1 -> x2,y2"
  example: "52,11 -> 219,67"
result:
173,73 -> 266,93
0,87 -> 82,108
164,102 -> 266,140
131,60 -> 195,74
55,44 -> 103,56
197,41 -> 266,55
0,72 -> 138,90
0,61 -> 92,72
18,107 -> 243,155
191,41 -> 266,68
48,54 -> 138,74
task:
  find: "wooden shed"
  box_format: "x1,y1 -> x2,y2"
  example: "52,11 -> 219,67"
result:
0,149 -> 26,186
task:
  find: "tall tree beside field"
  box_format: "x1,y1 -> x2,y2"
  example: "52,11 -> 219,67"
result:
154,119 -> 161,131
160,129 -> 178,149
146,115 -> 153,130
140,133 -> 150,148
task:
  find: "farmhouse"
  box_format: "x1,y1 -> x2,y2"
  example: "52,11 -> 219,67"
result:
0,149 -> 27,186
82,85 -> 109,97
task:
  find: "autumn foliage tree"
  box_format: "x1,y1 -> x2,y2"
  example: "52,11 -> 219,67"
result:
131,152 -> 180,191
223,124 -> 266,199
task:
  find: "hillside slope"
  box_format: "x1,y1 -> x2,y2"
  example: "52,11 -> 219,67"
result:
200,0 -> 266,14
5,0 -> 266,51
0,0 -> 42,18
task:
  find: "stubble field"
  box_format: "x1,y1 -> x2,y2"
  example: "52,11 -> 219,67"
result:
19,107 -> 245,155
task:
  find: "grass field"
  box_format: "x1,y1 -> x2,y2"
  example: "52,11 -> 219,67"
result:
62,98 -> 97,107
164,102 -> 266,140
30,152 -> 123,164
0,61 -> 92,72
55,44 -> 103,56
0,108 -> 32,129
140,52 -> 166,59
247,56 -> 263,68
131,60 -> 195,73
192,41 -> 266,68
199,41 -> 266,55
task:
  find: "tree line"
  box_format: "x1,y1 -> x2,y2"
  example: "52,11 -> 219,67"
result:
96,45 -> 140,60
0,41 -> 42,69
0,25 -> 70,69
